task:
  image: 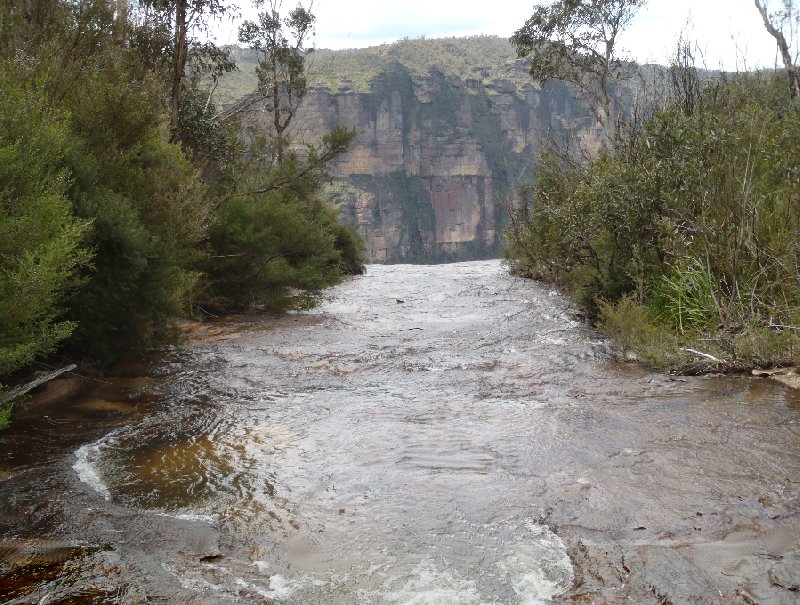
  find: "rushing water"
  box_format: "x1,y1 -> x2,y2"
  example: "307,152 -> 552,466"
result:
2,260 -> 800,604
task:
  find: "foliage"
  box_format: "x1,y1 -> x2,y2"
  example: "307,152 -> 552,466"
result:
4,4 -> 216,366
0,402 -> 11,430
332,221 -> 367,276
0,79 -> 90,377
204,123 -> 362,310
652,258 -> 718,333
0,0 -> 364,395
205,183 -> 363,310
598,294 -> 653,353
136,0 -> 234,131
238,0 -> 315,163
511,0 -> 647,128
505,71 -> 800,370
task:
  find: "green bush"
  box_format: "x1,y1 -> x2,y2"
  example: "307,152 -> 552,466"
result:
205,184 -> 362,310
652,257 -> 718,333
333,221 -> 367,276
0,80 -> 90,377
59,56 -> 212,365
596,294 -> 686,370
0,0 -> 363,391
506,72 -> 800,369
0,2 -> 215,369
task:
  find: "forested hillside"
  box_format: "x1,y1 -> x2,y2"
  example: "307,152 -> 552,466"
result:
214,36 -> 533,104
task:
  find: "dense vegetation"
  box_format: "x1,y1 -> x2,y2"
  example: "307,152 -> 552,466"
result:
505,0 -> 800,372
0,0 -> 364,425
506,68 -> 800,371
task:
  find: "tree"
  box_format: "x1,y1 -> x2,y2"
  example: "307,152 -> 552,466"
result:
755,0 -> 800,101
238,0 -> 315,164
207,186 -> 349,309
1,0 -> 217,367
511,0 -> 648,131
0,0 -> 362,382
139,0 -> 233,132
199,2 -> 363,310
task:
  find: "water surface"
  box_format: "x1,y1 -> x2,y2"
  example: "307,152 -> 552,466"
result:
2,260 -> 799,603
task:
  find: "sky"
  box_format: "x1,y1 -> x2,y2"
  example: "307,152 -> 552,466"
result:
209,0 -> 793,70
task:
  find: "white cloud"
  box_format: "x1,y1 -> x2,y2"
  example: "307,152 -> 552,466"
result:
210,0 -> 788,69
621,0 -> 783,69
312,0 -> 533,46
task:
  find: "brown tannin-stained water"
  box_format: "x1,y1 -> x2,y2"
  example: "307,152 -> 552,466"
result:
2,260 -> 800,604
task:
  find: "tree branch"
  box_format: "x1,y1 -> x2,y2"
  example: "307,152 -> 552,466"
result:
0,365 -> 77,407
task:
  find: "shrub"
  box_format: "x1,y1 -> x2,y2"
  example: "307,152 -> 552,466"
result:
0,81 -> 90,377
506,72 -> 800,369
204,187 -> 357,310
57,53 -> 212,365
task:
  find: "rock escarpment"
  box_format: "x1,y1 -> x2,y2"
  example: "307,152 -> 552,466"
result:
230,38 -> 601,263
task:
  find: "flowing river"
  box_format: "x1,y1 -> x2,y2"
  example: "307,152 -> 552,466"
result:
1,260 -> 799,604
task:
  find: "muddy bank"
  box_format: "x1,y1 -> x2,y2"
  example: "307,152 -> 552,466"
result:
1,260 -> 799,604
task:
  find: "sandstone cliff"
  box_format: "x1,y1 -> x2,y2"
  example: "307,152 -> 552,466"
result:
223,37 -> 601,263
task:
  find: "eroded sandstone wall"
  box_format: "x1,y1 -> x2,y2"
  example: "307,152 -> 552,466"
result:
287,60 -> 598,263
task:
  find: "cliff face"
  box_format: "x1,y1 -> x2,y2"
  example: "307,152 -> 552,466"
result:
235,39 -> 600,263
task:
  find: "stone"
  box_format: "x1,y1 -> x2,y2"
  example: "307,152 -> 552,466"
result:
246,42 -> 602,263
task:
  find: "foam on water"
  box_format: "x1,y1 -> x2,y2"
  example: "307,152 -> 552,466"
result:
73,437 -> 113,500
229,574 -> 298,601
377,559 -> 483,605
499,546 -> 573,604
162,561 -> 224,595
266,574 -> 301,600
171,512 -> 219,525
216,525 -> 573,605
252,560 -> 270,574
351,527 -> 572,605
497,522 -> 574,604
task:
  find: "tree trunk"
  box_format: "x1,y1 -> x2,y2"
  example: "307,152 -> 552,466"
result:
113,0 -> 128,44
272,42 -> 283,164
171,0 -> 188,131
0,365 -> 77,407
755,0 -> 800,101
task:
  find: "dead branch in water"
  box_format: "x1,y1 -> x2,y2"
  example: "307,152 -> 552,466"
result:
680,348 -> 725,364
0,364 -> 77,406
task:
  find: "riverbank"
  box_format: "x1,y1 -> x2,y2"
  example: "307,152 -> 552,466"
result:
595,292 -> 800,378
0,330 -> 274,603
504,74 -> 800,381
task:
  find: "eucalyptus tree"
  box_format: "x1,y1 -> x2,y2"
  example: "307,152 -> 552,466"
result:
138,0 -> 235,132
238,0 -> 315,164
755,0 -> 800,101
511,0 -> 648,132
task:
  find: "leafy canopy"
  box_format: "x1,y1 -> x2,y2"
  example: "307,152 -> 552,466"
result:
238,0 -> 316,163
512,0 -> 647,126
0,81 -> 90,377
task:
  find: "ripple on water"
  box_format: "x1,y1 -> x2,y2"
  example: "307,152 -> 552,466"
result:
70,261 -> 599,602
